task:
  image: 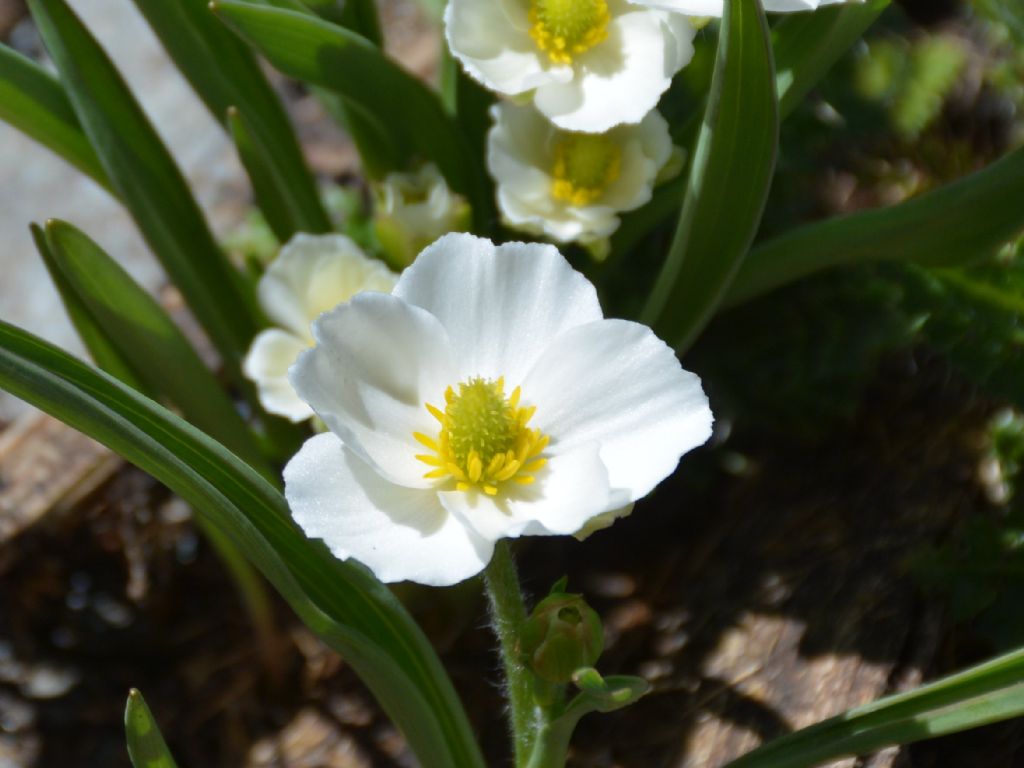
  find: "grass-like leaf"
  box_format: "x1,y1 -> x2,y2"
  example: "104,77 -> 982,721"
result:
212,0 -> 493,231
641,0 -> 777,352
726,647 -> 1024,768
0,320 -> 486,768
129,0 -> 331,238
727,144 -> 1024,306
125,690 -> 179,768
0,43 -> 111,192
27,0 -> 262,384
39,219 -> 270,476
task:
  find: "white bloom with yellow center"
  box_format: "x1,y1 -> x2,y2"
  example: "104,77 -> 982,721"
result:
488,101 -> 673,244
374,163 -> 470,268
445,0 -> 695,133
283,233 -> 713,586
632,0 -> 851,14
243,233 -> 397,422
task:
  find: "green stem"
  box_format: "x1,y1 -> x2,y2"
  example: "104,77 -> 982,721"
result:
523,715 -> 579,768
484,541 -> 543,766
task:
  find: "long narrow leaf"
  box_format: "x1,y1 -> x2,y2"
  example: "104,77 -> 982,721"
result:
0,43 -> 111,191
727,143 -> 1024,306
773,0 -> 890,118
27,0 -> 262,383
0,321 -> 486,768
41,219 -> 270,476
641,0 -> 777,351
726,648 -> 1024,768
125,690 -> 179,768
212,0 -> 494,231
129,0 -> 331,238
30,223 -> 142,389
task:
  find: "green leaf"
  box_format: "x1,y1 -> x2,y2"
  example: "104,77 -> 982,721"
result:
27,0 -> 262,383
641,0 -> 778,352
726,144 -> 1024,306
0,43 -> 111,192
128,0 -> 331,238
0,321 -> 486,768
212,0 -> 494,231
725,647 -> 1024,768
609,1 -> 885,261
40,219 -> 270,476
125,690 -> 179,768
30,223 -> 142,390
773,0 -> 890,118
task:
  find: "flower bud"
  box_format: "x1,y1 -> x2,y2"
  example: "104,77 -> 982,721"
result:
520,592 -> 604,684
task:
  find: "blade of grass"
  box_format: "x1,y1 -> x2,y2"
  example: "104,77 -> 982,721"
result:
0,321 -> 486,768
212,0 -> 494,231
27,0 -> 262,384
641,0 -> 777,352
726,143 -> 1024,306
726,648 -> 1024,768
125,690 -> 178,768
0,43 -> 111,192
129,0 -> 331,237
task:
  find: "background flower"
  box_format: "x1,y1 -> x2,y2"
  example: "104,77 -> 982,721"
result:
243,234 -> 397,422
284,234 -> 713,586
488,101 -> 673,246
445,0 -> 695,133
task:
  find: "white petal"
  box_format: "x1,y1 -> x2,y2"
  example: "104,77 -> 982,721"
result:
290,292 -> 458,488
285,433 -> 492,586
523,319 -> 713,501
444,0 -> 569,96
242,329 -> 313,422
534,11 -> 695,133
259,233 -> 397,342
628,0 -> 850,14
438,443 -> 617,540
394,233 -> 604,384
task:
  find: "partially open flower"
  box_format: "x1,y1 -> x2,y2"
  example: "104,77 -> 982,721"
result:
632,0 -> 851,14
243,234 -> 397,422
373,163 -> 471,269
284,233 -> 713,586
488,101 -> 673,246
445,0 -> 695,133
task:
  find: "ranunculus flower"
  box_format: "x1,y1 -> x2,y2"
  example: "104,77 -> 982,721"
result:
243,234 -> 397,422
373,163 -> 471,268
283,234 -> 713,586
632,0 -> 850,13
487,101 -> 673,246
445,0 -> 696,133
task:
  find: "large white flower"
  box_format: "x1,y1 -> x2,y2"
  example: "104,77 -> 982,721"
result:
488,101 -> 673,245
243,234 -> 397,422
632,0 -> 851,14
284,233 -> 713,586
445,0 -> 696,133
374,163 -> 471,268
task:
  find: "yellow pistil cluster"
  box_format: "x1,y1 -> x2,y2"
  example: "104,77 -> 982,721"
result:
414,377 -> 549,496
551,132 -> 622,205
529,0 -> 610,65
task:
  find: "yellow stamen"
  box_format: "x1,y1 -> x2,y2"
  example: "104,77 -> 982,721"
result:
529,0 -> 610,65
551,132 -> 622,206
415,376 -> 550,495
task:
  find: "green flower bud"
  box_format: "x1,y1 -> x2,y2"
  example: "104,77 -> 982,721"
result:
520,592 -> 604,684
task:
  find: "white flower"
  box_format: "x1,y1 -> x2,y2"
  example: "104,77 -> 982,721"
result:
374,163 -> 471,268
283,233 -> 713,586
243,234 -> 398,422
488,101 -> 673,245
445,0 -> 695,133
631,0 -> 852,14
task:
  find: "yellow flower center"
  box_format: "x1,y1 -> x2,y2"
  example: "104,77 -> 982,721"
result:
529,0 -> 610,65
414,377 -> 549,496
551,132 -> 622,206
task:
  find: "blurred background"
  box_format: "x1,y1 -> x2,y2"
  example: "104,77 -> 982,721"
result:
1,0 -> 1024,766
